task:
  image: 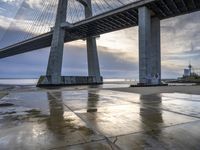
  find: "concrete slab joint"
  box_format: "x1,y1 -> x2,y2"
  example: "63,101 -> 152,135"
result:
138,6 -> 161,86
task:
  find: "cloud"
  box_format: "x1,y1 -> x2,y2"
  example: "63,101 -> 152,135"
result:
62,42 -> 138,78
1,0 -> 200,79
0,42 -> 138,79
161,11 -> 200,54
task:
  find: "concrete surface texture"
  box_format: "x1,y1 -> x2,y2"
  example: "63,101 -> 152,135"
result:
0,85 -> 200,149
45,0 -> 68,84
138,6 -> 161,85
37,76 -> 103,86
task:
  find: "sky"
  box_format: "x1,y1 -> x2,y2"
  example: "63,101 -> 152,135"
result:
0,0 -> 200,79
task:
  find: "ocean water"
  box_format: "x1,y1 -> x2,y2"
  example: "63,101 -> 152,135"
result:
0,78 -> 196,87
0,79 -> 38,85
0,78 -> 135,86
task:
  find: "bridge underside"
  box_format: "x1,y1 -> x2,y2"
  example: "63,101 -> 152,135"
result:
0,0 -> 200,58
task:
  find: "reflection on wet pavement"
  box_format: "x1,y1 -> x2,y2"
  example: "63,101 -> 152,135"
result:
0,89 -> 200,149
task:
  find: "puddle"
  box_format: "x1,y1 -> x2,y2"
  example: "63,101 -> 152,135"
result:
0,89 -> 200,149
0,92 -> 8,99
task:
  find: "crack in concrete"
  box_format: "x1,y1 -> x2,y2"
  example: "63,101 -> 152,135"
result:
105,137 -> 121,150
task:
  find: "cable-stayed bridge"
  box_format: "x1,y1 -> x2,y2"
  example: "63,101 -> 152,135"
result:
0,0 -> 200,86
0,0 -> 140,51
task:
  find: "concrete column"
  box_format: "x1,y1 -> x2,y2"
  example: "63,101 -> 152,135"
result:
85,0 -> 101,82
138,6 -> 161,85
151,17 -> 161,84
138,6 -> 151,84
46,0 -> 68,84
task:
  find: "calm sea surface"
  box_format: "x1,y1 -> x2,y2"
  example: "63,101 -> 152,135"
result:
0,78 -> 195,87
0,78 -> 136,89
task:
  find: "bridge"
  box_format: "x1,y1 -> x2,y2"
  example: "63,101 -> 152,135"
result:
0,0 -> 200,86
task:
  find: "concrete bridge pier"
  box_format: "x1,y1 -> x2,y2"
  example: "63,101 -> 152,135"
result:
86,36 -> 102,83
37,0 -> 102,86
37,0 -> 68,86
85,0 -> 102,83
138,6 -> 161,86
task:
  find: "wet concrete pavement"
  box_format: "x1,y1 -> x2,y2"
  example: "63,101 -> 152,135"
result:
0,88 -> 200,150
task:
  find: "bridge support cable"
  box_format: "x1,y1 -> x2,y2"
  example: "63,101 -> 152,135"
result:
25,0 -> 58,39
0,0 -> 26,43
0,0 -> 58,48
0,0 -> 31,48
23,2 -> 49,39
138,6 -> 161,85
68,0 -> 76,23
66,0 -> 85,23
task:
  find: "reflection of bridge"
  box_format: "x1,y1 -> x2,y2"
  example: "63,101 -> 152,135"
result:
0,0 -> 200,86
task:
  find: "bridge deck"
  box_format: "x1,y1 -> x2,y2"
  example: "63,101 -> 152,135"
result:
0,0 -> 200,58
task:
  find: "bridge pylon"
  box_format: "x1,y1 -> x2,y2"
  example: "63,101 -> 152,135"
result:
138,6 -> 161,86
85,0 -> 102,83
37,0 -> 102,86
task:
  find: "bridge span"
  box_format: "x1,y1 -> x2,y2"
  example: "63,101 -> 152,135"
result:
0,0 -> 200,86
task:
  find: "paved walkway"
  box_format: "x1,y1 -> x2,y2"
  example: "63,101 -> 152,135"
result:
0,88 -> 200,149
